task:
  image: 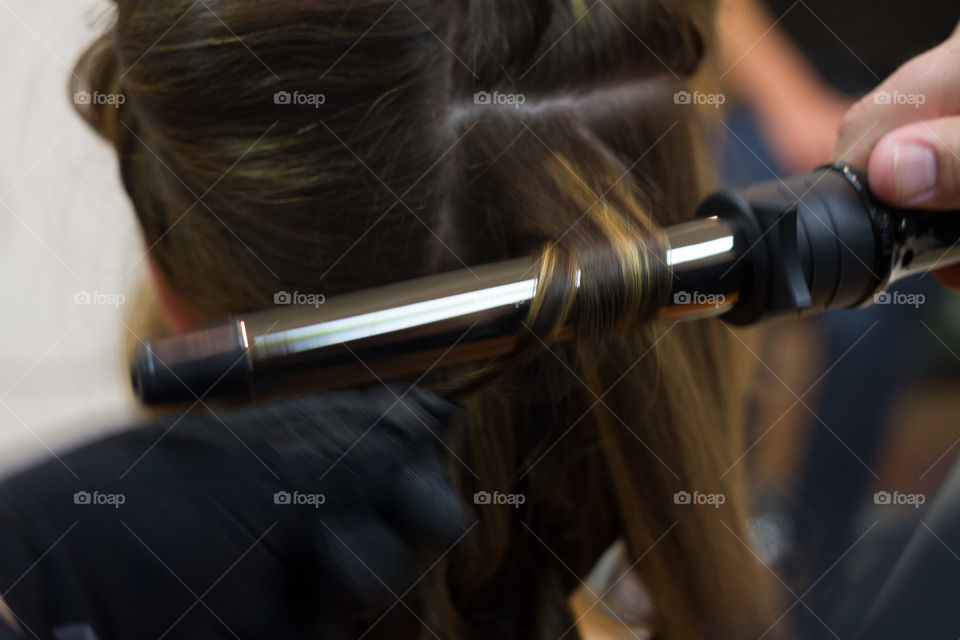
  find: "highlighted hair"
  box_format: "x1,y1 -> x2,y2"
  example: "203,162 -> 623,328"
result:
73,0 -> 781,637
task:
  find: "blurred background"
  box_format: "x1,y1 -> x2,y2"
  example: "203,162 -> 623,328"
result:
706,1 -> 960,637
1,1 -> 959,638
0,0 -> 143,471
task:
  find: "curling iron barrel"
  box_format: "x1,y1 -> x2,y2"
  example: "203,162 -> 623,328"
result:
131,164 -> 960,404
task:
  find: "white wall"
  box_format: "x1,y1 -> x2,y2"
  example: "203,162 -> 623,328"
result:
0,0 -> 143,469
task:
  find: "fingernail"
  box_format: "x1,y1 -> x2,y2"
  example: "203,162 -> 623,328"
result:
893,143 -> 938,204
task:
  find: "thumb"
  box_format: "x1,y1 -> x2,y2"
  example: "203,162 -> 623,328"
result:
867,117 -> 960,210
835,21 -> 960,168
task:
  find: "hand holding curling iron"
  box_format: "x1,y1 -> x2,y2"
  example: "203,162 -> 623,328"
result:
836,20 -> 960,287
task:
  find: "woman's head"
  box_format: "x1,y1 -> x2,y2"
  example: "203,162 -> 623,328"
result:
74,0 -> 714,318
75,1 -> 780,637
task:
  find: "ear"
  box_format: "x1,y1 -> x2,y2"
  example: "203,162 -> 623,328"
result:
148,256 -> 200,332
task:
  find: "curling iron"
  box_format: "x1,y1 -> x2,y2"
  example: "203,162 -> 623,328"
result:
131,163 -> 960,404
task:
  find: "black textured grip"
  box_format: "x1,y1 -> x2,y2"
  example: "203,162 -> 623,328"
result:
697,165 -> 887,325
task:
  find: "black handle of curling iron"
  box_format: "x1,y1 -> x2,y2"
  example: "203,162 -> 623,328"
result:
130,164 -> 960,405
692,163 -> 960,325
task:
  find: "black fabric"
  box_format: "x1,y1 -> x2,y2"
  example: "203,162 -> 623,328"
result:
855,456 -> 960,640
0,386 -> 469,639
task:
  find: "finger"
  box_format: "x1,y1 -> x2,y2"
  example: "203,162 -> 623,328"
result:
378,459 -> 474,545
867,117 -> 960,209
376,385 -> 461,441
398,386 -> 460,427
311,510 -> 414,609
835,29 -> 960,168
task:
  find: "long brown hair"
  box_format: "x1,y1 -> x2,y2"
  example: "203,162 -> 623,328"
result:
73,1 -> 780,637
